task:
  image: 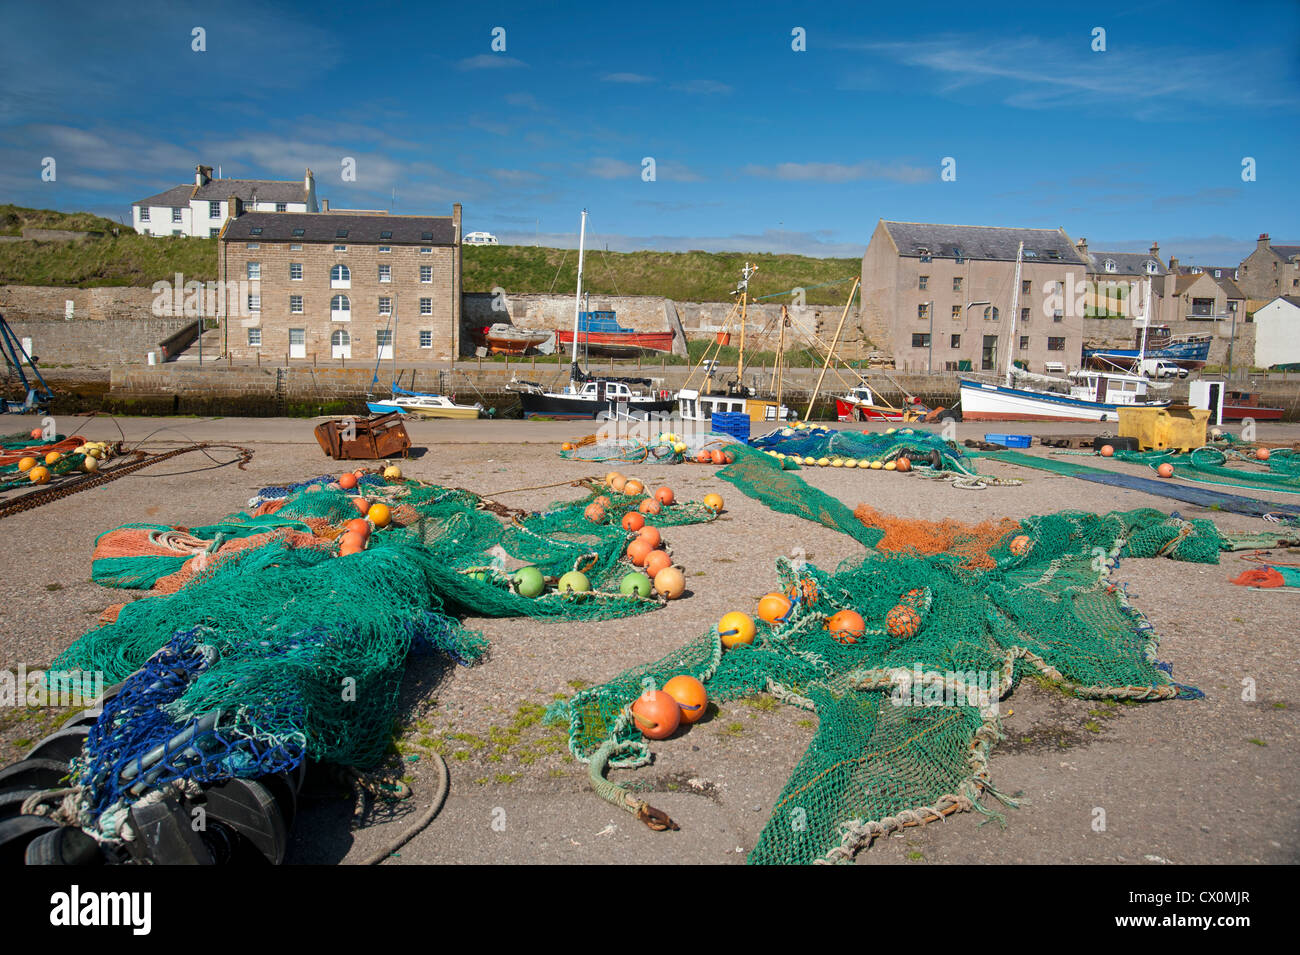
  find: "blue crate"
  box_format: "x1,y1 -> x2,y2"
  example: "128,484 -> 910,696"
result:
983,432 -> 1032,448
710,411 -> 751,441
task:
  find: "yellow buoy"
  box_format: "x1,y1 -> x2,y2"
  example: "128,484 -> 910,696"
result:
44,451 -> 62,465
885,461 -> 897,471
843,458 -> 857,468
383,465 -> 402,480
29,466 -> 51,484
870,460 -> 883,470
17,456 -> 37,473
817,457 -> 830,467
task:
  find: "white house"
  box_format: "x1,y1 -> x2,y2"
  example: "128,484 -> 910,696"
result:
1253,295 -> 1300,369
132,165 -> 318,237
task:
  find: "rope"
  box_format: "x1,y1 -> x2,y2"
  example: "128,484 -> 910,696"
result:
352,752 -> 451,865
586,738 -> 679,831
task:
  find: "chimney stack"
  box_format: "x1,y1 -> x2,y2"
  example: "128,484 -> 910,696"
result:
196,164 -> 213,187
1076,237 -> 1088,257
1149,241 -> 1159,256
322,199 -> 329,212
1257,233 -> 1271,249
227,195 -> 242,219
1168,256 -> 1179,273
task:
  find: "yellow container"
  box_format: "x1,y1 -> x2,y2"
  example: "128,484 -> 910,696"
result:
1118,404 -> 1210,452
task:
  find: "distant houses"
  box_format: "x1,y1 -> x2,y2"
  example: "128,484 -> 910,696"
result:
1238,234 -> 1300,302
132,165 -> 318,237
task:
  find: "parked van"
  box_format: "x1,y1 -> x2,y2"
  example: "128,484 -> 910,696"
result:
1139,358 -> 1189,379
465,232 -> 499,246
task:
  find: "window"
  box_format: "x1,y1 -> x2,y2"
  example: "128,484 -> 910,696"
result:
419,298 -> 432,315
951,305 -> 962,321
379,297 -> 392,315
172,229 -> 182,236
1053,310 -> 1063,322
1019,335 -> 1029,350
420,247 -> 432,255
209,201 -> 221,218
290,263 -> 303,280
917,303 -> 930,320
1048,337 -> 1065,351
290,243 -> 302,251
953,277 -> 962,292
1145,260 -> 1159,274
1214,269 -> 1222,277
248,293 -> 260,312
377,329 -> 393,347
247,242 -> 259,250
420,265 -> 432,283
292,228 -> 305,237
918,275 -> 929,290
950,334 -> 961,348
247,262 -> 260,280
289,328 -> 306,358
1023,249 -> 1037,258
334,244 -> 347,252
1103,259 -> 1117,273
336,228 -> 349,238
247,327 -> 261,347
331,294 -> 351,320
171,208 -> 183,223
330,264 -> 351,288
419,330 -> 433,348
275,202 -> 287,213
331,328 -> 351,359
1021,280 -> 1031,294
380,231 -> 393,240
911,333 -> 931,348
421,231 -> 433,242
1021,307 -> 1030,324
290,295 -> 303,313
140,208 -> 150,221
984,306 -> 1000,321
379,264 -> 391,283
209,228 -> 220,237
249,227 -> 263,235
379,246 -> 391,254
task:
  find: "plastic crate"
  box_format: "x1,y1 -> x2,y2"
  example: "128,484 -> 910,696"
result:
711,411 -> 751,442
983,433 -> 1031,448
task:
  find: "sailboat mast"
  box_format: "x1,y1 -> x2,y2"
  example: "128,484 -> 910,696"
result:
1003,241 -> 1025,385
570,209 -> 588,383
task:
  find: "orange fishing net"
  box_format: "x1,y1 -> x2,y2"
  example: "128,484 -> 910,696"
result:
853,505 -> 1021,569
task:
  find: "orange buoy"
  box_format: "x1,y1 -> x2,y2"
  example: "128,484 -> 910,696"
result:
826,609 -> 866,645
44,451 -> 62,465
605,471 -> 625,486
644,549 -> 672,578
662,675 -> 708,724
638,498 -> 661,515
653,565 -> 686,599
345,518 -> 370,536
368,502 -> 392,527
885,604 -> 920,639
338,472 -> 358,490
624,478 -> 646,496
1156,462 -> 1174,478
610,475 -> 628,493
696,450 -> 712,464
710,449 -> 726,465
703,493 -> 724,512
561,442 -> 574,452
17,456 -> 37,473
722,450 -> 735,464
1100,445 -> 1114,457
1257,447 -> 1271,461
627,538 -> 654,566
631,690 -> 681,739
338,530 -> 367,556
718,611 -> 756,649
353,497 -> 371,516
29,428 -> 43,440
655,486 -> 675,506
584,502 -> 607,523
622,511 -> 645,532
757,592 -> 793,624
28,466 -> 51,484
637,525 -> 662,549
1009,534 -> 1031,556
896,457 -> 911,472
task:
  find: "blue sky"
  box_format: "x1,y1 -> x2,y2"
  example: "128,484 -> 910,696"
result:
1,0 -> 1297,263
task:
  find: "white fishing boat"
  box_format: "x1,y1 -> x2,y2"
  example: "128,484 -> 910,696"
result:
366,300 -> 483,419
958,247 -> 1171,422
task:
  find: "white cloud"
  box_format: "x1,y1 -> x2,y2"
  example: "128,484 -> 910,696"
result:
602,72 -> 655,84
456,54 -> 527,70
743,160 -> 932,184
671,79 -> 732,95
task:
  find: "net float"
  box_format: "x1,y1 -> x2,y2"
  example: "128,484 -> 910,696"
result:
605,471 -> 625,487
584,502 -> 607,523
710,450 -> 727,465
639,498 -> 661,515
622,511 -> 645,532
896,457 -> 911,472
28,466 -> 51,484
631,690 -> 680,740
1257,448 -> 1271,461
383,465 -> 402,480
512,566 -> 545,598
345,518 -> 370,536
662,675 -> 708,724
718,611 -> 756,649
1157,463 -> 1174,478
1100,445 -> 1114,457
826,609 -> 866,645
619,571 -> 652,598
757,592 -> 793,624
557,571 -> 592,597
82,456 -> 99,473
654,486 -> 675,505
610,475 -> 628,493
338,530 -> 367,556
1009,535 -> 1031,555
885,604 -> 920,638
624,479 -> 645,496
644,549 -> 672,578
338,473 -> 358,490
353,498 -> 371,516
368,502 -> 392,527
44,451 -> 62,465
637,525 -> 661,549
703,493 -> 724,512
653,565 -> 686,600
627,538 -> 654,566
17,456 -> 36,472
561,442 -> 574,452
29,428 -> 43,440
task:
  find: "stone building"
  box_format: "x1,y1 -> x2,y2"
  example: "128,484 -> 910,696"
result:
133,165 -> 319,238
860,220 -> 1090,373
1238,234 -> 1300,302
216,203 -> 462,363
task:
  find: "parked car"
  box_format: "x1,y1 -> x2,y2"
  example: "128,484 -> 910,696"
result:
1140,358 -> 1189,379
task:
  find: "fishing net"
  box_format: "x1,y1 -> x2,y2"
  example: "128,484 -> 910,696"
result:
558,454 -> 1217,865
855,505 -> 1021,569
560,429 -> 744,465
52,471 -> 721,839
1114,446 -> 1300,493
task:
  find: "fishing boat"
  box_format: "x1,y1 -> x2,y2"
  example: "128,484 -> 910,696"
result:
555,310 -> 675,357
473,323 -> 552,356
1222,389 -> 1284,421
1083,324 -> 1212,371
676,264 -> 795,425
959,247 -> 1171,422
511,210 -> 675,420
834,386 -> 907,422
366,301 -> 483,419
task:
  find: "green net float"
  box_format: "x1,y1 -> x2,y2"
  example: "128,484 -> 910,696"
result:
511,566 -> 545,598
620,571 -> 652,598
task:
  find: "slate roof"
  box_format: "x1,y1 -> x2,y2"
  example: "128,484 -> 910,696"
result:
1086,250 -> 1167,276
193,179 -> 310,203
221,211 -> 456,246
880,221 -> 1086,264
1270,245 -> 1300,262
133,184 -> 196,208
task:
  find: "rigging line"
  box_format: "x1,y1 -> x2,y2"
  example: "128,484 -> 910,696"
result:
547,247 -> 571,295
753,276 -> 858,302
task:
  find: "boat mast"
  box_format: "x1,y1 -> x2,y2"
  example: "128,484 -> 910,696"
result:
1003,242 -> 1025,386
569,209 -> 588,386
736,262 -> 755,388
1135,278 -> 1151,370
